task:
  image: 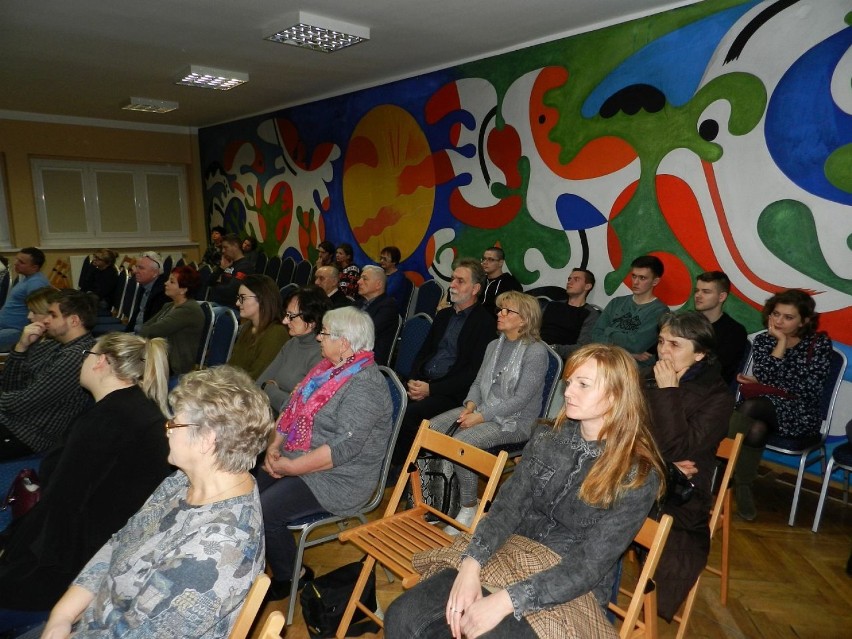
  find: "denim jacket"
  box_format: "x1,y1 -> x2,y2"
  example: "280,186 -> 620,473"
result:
463,422 -> 660,617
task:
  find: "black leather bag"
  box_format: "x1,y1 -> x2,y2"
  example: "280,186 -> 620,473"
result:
300,561 -> 380,638
665,462 -> 695,507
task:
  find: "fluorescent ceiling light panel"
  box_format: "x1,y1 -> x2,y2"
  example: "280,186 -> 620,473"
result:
266,11 -> 369,53
121,97 -> 179,113
176,65 -> 249,90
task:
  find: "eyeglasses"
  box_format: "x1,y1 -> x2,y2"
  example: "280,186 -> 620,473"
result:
317,330 -> 339,340
495,307 -> 521,316
283,311 -> 303,321
82,349 -> 100,359
165,419 -> 198,432
237,294 -> 258,304
480,257 -> 499,262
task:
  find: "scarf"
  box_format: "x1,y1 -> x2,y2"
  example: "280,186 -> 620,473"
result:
276,350 -> 374,451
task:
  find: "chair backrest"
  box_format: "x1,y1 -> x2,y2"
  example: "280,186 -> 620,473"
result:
196,301 -> 216,368
413,280 -> 444,318
276,256 -> 295,286
398,421 -> 508,531
539,344 -> 563,419
710,434 -> 744,536
121,280 -> 140,323
524,285 -> 568,302
253,252 -> 267,275
609,514 -> 674,639
818,348 -> 847,432
292,259 -> 313,286
257,610 -> 285,639
174,257 -> 186,269
227,572 -> 271,639
264,255 -> 282,282
393,313 -> 433,379
162,254 -> 173,276
204,305 -> 241,367
77,255 -> 94,289
386,314 -> 404,366
279,282 -> 300,305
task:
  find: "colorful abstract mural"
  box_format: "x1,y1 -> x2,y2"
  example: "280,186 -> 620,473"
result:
200,0 -> 852,435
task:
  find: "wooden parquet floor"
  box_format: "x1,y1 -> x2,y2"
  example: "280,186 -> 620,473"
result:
253,465 -> 852,638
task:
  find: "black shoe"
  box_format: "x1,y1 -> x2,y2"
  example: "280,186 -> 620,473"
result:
266,565 -> 315,601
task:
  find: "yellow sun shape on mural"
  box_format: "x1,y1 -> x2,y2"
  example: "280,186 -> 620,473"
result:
343,104 -> 434,261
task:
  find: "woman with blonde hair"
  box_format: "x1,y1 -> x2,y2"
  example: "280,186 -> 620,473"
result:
428,290 -> 549,533
385,344 -> 664,638
0,333 -> 172,633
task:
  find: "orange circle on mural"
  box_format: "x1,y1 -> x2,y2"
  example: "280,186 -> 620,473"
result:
343,105 -> 434,262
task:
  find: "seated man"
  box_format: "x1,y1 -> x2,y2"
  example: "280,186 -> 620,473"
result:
356,265 -> 399,366
392,258 -> 496,465
540,267 -> 600,359
0,289 -> 97,460
380,245 -> 413,313
479,246 -> 522,312
209,233 -> 255,307
126,251 -> 168,333
0,247 -> 50,352
591,255 -> 669,367
693,270 -> 748,385
314,265 -> 354,309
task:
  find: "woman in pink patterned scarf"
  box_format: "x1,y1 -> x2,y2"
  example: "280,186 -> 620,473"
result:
256,306 -> 393,600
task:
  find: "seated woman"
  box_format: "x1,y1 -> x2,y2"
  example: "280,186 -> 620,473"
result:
241,236 -> 260,270
384,344 -> 665,638
0,333 -> 172,634
228,273 -> 289,380
428,291 -> 549,533
257,307 -> 392,599
733,289 -> 832,521
257,286 -> 331,411
33,366 -> 272,639
78,249 -> 119,314
644,312 -> 733,622
138,265 -> 205,376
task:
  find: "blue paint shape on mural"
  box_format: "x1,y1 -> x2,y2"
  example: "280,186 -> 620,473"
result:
765,27 -> 852,205
581,0 -> 760,116
555,193 -> 608,230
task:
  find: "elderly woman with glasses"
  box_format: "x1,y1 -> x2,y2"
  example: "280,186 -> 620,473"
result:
257,306 -> 393,600
257,286 -> 332,411
34,366 -> 272,639
0,333 -> 172,634
228,274 -> 289,380
428,291 -> 549,533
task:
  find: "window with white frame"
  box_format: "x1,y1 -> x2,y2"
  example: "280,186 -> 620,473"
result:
31,159 -> 190,248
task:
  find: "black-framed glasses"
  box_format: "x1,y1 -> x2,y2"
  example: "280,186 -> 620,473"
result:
165,419 -> 198,432
495,306 -> 520,316
237,294 -> 258,304
317,330 -> 339,339
82,349 -> 100,359
283,311 -> 303,321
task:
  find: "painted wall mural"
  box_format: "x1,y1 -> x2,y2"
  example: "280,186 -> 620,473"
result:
200,0 -> 852,436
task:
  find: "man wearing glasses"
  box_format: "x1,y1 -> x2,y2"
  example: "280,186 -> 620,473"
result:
0,290 -> 97,460
209,234 -> 255,308
479,247 -> 522,312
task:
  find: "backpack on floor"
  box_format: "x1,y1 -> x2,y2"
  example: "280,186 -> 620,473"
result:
300,560 -> 380,638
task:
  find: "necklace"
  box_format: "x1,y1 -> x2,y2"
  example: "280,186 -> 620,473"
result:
188,475 -> 251,506
489,337 -> 521,385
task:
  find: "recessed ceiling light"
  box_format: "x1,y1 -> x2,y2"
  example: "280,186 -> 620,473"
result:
266,11 -> 369,53
121,97 -> 179,113
176,65 -> 249,90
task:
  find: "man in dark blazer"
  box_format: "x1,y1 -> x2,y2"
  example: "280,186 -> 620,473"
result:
392,258 -> 496,465
127,251 -> 169,333
356,265 -> 399,366
315,265 -> 354,309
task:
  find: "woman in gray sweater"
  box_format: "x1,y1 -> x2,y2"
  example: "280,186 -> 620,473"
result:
256,307 -> 393,599
429,291 -> 549,533
257,286 -> 331,411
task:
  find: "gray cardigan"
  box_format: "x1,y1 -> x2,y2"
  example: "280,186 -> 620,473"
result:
138,299 -> 205,375
281,364 -> 392,516
257,332 -> 323,411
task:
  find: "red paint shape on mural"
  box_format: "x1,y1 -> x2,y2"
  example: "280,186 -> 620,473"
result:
309,142 -> 336,170
344,136 -> 379,171
405,270 -> 425,287
425,82 -> 462,125
224,141 -> 263,173
487,125 -> 522,189
321,195 -> 330,212
425,235 -> 436,269
450,122 -> 462,147
399,152 -> 455,195
352,206 -> 403,244
274,118 -> 309,169
657,174 -> 722,271
818,308 -> 852,344
606,181 -> 638,268
256,216 -> 267,239
449,189 -> 522,229
625,251 -> 691,307
564,137 -> 637,179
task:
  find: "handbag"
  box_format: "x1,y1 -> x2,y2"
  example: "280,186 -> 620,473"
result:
738,382 -> 793,401
1,469 -> 41,521
664,462 -> 694,507
299,560 -> 380,639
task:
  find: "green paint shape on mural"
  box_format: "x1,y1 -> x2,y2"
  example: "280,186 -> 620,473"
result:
825,144 -> 852,193
757,200 -> 852,295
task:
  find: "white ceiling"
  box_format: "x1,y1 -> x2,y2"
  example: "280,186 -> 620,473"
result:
0,0 -> 700,130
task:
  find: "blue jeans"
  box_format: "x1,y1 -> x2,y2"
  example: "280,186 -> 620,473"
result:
384,569 -> 537,639
0,608 -> 49,635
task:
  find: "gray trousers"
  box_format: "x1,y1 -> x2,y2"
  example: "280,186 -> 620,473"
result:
429,408 -> 528,506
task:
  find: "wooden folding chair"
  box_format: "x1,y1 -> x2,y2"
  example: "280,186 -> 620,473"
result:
228,572 -> 271,639
609,514 -> 674,639
334,420 -> 508,638
670,433 -> 743,638
257,610 -> 285,639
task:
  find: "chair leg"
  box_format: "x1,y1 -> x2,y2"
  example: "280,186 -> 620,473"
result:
788,453 -> 809,526
720,492 -> 731,605
286,528 -> 312,626
335,556 -> 378,639
674,578 -> 700,639
812,458 -> 836,533
643,588 -> 658,639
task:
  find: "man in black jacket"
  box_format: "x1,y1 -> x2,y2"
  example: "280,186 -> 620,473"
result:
356,265 -> 399,366
127,251 -> 168,333
209,233 -> 255,307
392,258 -> 496,465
